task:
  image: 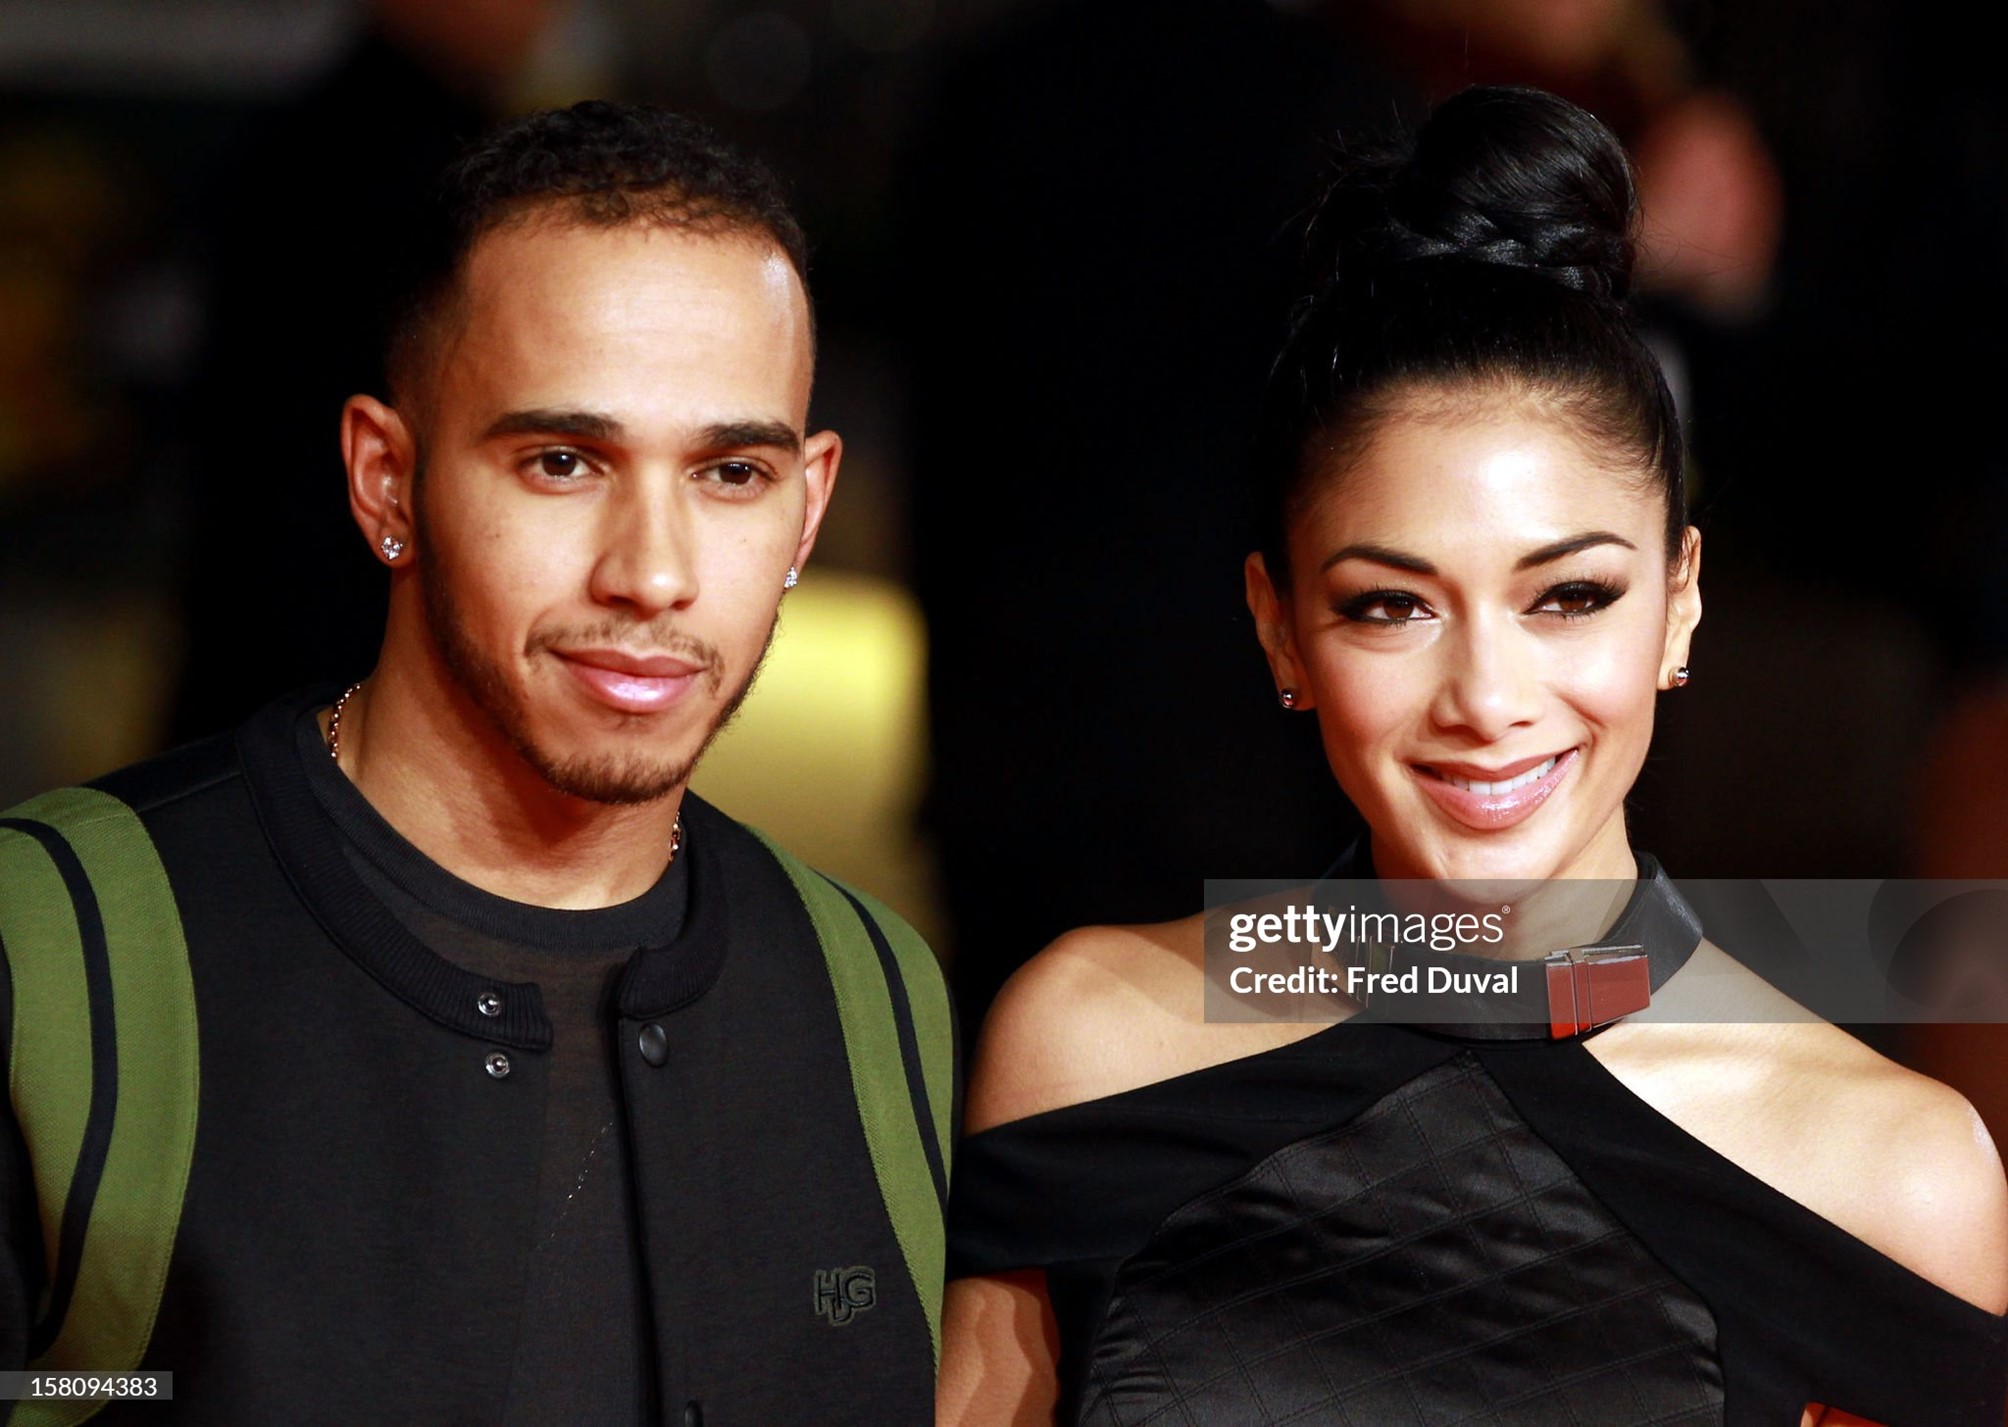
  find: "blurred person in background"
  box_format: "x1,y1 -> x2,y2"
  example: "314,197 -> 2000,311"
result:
1,101 -> 952,1424
170,0 -> 568,739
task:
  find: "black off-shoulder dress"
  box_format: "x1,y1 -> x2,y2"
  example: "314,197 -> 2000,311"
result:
947,861 -> 2008,1426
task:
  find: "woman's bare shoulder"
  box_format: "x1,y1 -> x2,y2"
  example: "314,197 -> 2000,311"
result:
1765,1020 -> 2008,1313
963,915 -> 1327,1134
1593,953 -> 2008,1313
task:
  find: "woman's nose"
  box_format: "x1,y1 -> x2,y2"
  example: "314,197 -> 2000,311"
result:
1429,613 -> 1541,741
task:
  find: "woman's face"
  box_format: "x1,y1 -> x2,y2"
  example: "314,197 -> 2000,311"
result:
1248,393 -> 1700,884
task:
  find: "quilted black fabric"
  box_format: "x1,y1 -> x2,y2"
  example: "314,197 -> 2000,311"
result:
1078,1053 -> 1725,1426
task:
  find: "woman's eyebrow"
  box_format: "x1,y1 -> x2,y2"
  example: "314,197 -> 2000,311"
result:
1319,542 -> 1436,575
1514,531 -> 1636,569
1319,530 -> 1637,576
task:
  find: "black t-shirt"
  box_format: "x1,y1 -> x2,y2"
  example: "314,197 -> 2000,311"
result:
296,706 -> 687,1425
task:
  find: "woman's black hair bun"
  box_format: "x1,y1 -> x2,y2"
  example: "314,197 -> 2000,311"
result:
1315,85 -> 1640,304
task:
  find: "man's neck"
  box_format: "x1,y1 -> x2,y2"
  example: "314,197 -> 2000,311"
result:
320,671 -> 683,912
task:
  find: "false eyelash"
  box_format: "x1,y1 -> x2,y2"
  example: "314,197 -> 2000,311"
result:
1536,579 -> 1627,618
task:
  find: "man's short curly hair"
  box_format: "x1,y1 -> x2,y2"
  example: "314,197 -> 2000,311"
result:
384,100 -> 811,419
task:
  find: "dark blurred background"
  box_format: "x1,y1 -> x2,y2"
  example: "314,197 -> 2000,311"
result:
4,0 -> 2007,1089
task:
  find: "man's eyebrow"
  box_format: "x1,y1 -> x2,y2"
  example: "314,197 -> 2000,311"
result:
1319,543 -> 1437,575
1514,531 -> 1636,569
477,412 -> 803,456
699,420 -> 802,455
482,408 -> 624,442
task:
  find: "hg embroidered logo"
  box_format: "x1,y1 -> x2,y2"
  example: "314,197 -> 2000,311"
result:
814,1266 -> 877,1326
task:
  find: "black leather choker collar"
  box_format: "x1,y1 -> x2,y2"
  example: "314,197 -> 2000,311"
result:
1316,843 -> 1705,1041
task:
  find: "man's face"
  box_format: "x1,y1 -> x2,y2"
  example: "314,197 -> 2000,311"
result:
406,217 -> 832,805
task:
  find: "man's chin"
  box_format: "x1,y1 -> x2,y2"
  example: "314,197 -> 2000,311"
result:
529,749 -> 695,806
535,657 -> 762,807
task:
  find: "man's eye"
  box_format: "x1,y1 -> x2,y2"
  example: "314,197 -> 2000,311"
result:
535,450 -> 585,480
705,461 -> 765,489
1337,591 -> 1431,625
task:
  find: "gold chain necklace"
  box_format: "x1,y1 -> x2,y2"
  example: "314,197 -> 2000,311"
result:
324,680 -> 682,861
325,681 -> 364,763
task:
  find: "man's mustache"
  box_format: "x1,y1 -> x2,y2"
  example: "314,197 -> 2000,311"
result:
529,623 -> 726,693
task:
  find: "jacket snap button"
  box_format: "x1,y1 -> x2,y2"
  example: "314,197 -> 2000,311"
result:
484,1051 -> 511,1079
637,1023 -> 669,1067
476,992 -> 504,1018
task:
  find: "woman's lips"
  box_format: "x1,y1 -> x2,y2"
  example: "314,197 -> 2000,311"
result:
1411,747 -> 1577,830
553,650 -> 702,714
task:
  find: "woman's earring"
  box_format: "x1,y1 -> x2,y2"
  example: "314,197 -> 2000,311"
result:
380,534 -> 405,563
783,566 -> 799,591
1670,666 -> 1691,689
1278,688 -> 1299,710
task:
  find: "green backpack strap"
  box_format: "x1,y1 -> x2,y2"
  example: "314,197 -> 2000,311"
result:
0,788 -> 199,1425
751,832 -> 955,1365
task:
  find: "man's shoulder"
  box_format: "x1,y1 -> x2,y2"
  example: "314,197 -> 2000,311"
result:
0,729 -> 245,881
91,728 -> 247,818
686,792 -> 937,954
3,728 -> 243,831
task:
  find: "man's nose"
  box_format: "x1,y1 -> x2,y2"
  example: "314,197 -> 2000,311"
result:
588,483 -> 699,617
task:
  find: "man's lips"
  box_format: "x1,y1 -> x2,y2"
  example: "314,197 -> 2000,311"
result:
556,648 -> 703,679
1410,747 -> 1578,830
552,648 -> 706,713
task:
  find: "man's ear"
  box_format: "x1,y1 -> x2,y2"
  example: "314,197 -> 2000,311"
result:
342,395 -> 418,566
1662,525 -> 1703,687
789,428 -> 843,574
1245,551 -> 1313,710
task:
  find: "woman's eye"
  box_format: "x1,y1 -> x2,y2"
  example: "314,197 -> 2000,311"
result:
1533,580 -> 1624,618
535,450 -> 585,480
1337,591 -> 1431,625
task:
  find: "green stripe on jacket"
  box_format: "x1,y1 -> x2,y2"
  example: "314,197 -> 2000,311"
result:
751,831 -> 951,1366
1,788 -> 199,1426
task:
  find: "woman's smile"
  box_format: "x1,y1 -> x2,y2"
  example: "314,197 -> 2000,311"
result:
1410,746 -> 1578,829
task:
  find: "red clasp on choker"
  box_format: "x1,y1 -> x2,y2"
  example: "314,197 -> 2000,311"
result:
1544,945 -> 1650,1038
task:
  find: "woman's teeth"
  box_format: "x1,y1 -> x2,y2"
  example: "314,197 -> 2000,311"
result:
1437,757 -> 1557,796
